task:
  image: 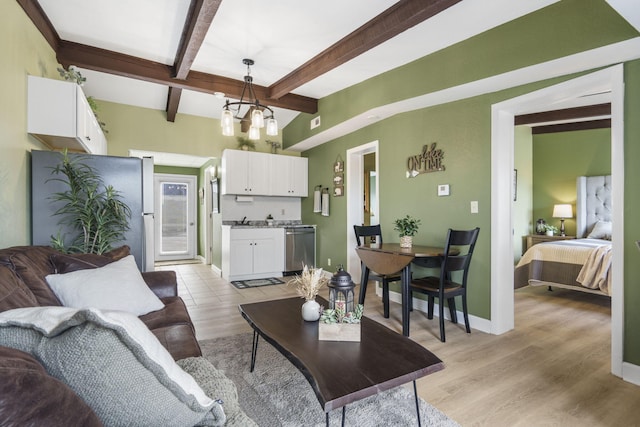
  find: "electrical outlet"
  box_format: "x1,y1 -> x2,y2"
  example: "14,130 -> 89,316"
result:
470,201 -> 479,214
327,258 -> 331,266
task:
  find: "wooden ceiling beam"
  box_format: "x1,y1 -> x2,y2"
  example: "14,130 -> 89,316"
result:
16,0 -> 60,51
167,0 -> 222,121
166,87 -> 182,122
173,0 -> 222,80
56,41 -> 318,114
532,119 -> 611,134
515,103 -> 611,125
267,0 -> 463,100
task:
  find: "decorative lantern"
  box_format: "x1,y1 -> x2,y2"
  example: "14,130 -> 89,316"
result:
328,266 -> 355,314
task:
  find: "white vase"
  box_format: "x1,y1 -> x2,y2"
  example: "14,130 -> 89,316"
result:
546,230 -> 554,236
400,235 -> 413,248
301,300 -> 321,322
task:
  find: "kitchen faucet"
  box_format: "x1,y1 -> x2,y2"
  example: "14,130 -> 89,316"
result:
241,216 -> 247,224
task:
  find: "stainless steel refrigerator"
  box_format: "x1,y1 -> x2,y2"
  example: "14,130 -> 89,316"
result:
31,150 -> 155,271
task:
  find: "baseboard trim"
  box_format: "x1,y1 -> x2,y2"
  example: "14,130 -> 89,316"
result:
623,362 -> 640,386
383,288 -> 491,334
210,264 -> 222,277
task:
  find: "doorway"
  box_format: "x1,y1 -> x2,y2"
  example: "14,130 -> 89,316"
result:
491,65 -> 624,376
346,141 -> 379,279
154,173 -> 197,262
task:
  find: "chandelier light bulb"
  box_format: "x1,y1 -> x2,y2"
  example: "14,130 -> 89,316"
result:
248,125 -> 260,140
266,118 -> 278,136
251,108 -> 264,128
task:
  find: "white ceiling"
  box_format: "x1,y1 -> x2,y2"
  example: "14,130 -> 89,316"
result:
38,0 -> 562,128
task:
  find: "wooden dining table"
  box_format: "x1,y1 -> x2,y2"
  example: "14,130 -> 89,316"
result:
356,243 -> 452,337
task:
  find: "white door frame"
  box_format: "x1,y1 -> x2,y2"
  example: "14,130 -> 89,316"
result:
154,173 -> 198,261
346,140 -> 379,279
204,166 -> 216,265
490,65 -> 624,376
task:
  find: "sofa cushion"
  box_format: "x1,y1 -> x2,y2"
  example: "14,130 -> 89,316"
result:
0,266 -> 38,312
45,255 -> 164,316
141,296 -> 193,330
50,245 -> 131,274
153,324 -> 203,361
0,306 -> 226,426
3,246 -> 61,306
0,345 -> 103,427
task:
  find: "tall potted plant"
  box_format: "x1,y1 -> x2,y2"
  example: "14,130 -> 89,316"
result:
394,215 -> 421,248
48,150 -> 132,254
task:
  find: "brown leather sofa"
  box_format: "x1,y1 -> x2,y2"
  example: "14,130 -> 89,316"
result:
0,245 -> 202,425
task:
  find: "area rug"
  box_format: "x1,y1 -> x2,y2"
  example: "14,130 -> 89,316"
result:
230,277 -> 285,289
199,333 -> 459,427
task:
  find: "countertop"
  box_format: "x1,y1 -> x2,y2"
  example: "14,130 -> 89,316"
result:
222,221 -> 315,229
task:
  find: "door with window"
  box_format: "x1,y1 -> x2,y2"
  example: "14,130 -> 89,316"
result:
154,174 -> 197,261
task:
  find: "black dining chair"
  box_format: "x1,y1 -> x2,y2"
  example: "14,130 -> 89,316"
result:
409,228 -> 480,342
353,225 -> 401,318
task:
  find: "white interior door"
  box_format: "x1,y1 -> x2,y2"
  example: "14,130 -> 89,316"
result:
154,174 -> 197,261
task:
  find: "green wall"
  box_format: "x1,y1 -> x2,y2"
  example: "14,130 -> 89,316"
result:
532,128 -> 611,236
623,60 -> 640,364
284,0 -> 638,146
0,0 -> 60,247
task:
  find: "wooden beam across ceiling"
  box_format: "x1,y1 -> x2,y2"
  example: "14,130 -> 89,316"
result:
514,103 -> 611,125
167,0 -> 222,121
267,0 -> 463,100
56,40 -> 318,114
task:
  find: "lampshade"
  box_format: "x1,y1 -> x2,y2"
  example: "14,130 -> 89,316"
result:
265,118 -> 278,136
251,108 -> 264,128
248,125 -> 260,140
552,204 -> 573,218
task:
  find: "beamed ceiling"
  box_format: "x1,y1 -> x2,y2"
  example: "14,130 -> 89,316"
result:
19,0 -> 581,130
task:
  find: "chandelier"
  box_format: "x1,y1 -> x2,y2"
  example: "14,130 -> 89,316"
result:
220,58 -> 278,140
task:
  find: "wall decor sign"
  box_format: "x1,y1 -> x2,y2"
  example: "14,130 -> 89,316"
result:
406,142 -> 445,178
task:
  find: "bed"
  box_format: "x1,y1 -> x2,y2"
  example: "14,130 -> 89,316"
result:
514,175 -> 612,296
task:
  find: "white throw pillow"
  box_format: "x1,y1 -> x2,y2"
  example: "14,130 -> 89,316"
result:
45,255 -> 164,316
0,306 -> 225,426
587,220 -> 612,240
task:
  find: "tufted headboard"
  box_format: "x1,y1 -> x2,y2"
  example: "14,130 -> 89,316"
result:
576,175 -> 612,238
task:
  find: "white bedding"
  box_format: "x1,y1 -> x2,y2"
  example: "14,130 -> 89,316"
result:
515,238 -> 612,295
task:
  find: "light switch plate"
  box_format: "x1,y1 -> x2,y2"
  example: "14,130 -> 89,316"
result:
437,184 -> 450,196
470,201 -> 479,213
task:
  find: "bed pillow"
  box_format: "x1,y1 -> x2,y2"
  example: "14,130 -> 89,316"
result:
45,255 -> 164,316
0,306 -> 226,426
587,220 -> 612,240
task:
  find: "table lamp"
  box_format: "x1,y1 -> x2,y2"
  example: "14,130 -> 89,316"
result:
552,204 -> 573,236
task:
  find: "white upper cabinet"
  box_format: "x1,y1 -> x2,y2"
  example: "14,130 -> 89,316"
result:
270,155 -> 308,197
221,149 -> 271,195
221,149 -> 307,197
27,76 -> 107,154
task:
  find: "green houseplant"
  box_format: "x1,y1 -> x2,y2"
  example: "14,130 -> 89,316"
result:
543,224 -> 558,236
394,215 -> 421,248
48,150 -> 132,254
236,136 -> 256,151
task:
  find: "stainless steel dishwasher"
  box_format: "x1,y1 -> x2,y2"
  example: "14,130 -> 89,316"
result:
284,226 -> 316,275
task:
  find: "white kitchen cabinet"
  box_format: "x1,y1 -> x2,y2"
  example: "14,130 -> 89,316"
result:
221,149 -> 271,195
221,227 -> 284,281
270,155 -> 308,197
27,75 -> 107,154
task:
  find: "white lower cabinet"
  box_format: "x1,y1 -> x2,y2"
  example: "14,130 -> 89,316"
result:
222,227 -> 284,281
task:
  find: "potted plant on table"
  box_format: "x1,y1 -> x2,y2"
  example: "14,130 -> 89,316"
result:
544,224 -> 558,236
393,215 -> 421,248
289,265 -> 329,321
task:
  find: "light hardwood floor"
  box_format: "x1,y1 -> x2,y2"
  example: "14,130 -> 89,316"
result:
158,263 -> 640,426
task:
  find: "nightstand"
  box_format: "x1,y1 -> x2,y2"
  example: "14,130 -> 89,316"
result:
523,234 -> 575,254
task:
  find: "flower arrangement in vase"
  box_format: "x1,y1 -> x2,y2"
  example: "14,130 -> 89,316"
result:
393,215 -> 421,248
289,265 -> 329,321
543,224 -> 558,236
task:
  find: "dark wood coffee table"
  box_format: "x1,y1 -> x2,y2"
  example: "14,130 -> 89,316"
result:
239,297 -> 444,426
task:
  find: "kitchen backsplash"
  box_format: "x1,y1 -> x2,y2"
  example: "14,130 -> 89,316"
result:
220,194 -> 301,222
